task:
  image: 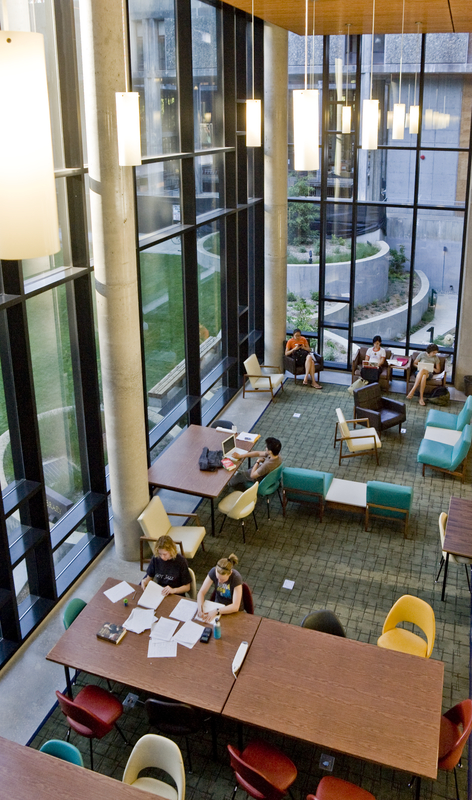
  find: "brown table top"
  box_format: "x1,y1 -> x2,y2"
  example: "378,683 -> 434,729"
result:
0,735 -> 164,800
147,424 -> 255,499
47,578 -> 261,714
444,496 -> 472,558
222,618 -> 444,779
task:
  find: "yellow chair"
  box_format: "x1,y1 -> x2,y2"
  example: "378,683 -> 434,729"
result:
334,407 -> 381,466
243,354 -> 284,401
377,595 -> 435,658
138,496 -> 206,563
218,481 -> 259,543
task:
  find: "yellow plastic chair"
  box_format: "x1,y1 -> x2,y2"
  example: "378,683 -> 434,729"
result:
377,595 -> 435,658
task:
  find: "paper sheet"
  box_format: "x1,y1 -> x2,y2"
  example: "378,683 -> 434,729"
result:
283,579 -> 295,590
170,599 -> 198,622
150,617 -> 179,641
148,640 -> 177,658
123,607 -> 156,634
195,599 -> 221,625
138,581 -> 165,610
103,581 -> 135,603
173,620 -> 204,646
237,432 -> 258,442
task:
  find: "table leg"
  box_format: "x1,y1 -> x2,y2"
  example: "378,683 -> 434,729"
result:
237,721 -> 244,752
64,665 -> 73,698
211,498 -> 215,536
441,552 -> 449,602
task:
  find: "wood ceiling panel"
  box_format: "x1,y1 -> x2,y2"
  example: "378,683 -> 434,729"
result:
225,0 -> 471,36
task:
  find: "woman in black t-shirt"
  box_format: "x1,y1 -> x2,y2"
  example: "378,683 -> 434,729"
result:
197,553 -> 242,622
141,535 -> 191,596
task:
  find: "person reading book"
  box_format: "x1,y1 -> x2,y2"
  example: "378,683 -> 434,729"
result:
360,335 -> 386,383
407,343 -> 441,406
285,328 -> 322,388
197,553 -> 242,622
229,436 -> 282,488
141,535 -> 191,596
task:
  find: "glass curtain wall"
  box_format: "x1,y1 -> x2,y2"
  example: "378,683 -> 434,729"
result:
287,32 -> 472,378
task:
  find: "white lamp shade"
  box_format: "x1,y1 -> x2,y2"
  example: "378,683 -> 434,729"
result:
246,99 -> 261,147
361,98 -> 379,150
293,89 -> 319,171
409,105 -> 420,134
392,103 -> 405,139
0,31 -> 59,260
116,92 -> 142,166
341,105 -> 351,134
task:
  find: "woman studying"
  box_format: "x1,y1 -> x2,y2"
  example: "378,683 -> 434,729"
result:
141,535 -> 191,596
197,554 -> 242,622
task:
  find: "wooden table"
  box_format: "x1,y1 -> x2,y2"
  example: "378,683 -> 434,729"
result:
0,735 -> 164,800
47,578 -> 261,714
441,496 -> 472,601
147,425 -> 256,535
223,618 -> 444,780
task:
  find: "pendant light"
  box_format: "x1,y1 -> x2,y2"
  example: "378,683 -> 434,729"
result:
246,0 -> 261,147
0,26 -> 60,259
293,0 -> 319,170
392,0 -> 405,139
408,23 -> 421,134
361,0 -> 379,150
341,25 -> 352,134
116,0 -> 141,166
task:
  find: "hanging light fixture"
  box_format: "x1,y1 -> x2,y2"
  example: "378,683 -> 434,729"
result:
342,25 -> 352,134
392,0 -> 406,139
0,29 -> 60,260
246,0 -> 261,147
361,0 -> 379,150
293,0 -> 319,170
116,0 -> 141,166
408,23 -> 421,134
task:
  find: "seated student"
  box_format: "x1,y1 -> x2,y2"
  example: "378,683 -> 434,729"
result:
197,554 -> 242,622
229,436 -> 282,488
407,343 -> 441,406
361,335 -> 386,383
141,534 -> 191,596
285,328 -> 322,388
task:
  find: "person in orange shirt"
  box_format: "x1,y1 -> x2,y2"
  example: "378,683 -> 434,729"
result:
285,328 -> 322,389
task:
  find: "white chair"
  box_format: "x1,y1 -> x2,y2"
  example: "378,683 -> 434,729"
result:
243,354 -> 284,401
334,407 -> 381,465
122,734 -> 185,800
435,512 -> 471,593
218,482 -> 259,543
187,568 -> 197,601
138,496 -> 206,564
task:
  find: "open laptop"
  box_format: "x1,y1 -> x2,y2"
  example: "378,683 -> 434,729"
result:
222,434 -> 247,462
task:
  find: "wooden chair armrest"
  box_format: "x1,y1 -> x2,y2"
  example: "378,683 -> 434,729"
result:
345,416 -> 370,427
168,511 -> 202,526
261,364 -> 283,371
340,430 -> 377,442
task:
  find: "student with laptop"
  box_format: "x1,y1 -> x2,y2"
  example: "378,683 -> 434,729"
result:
407,343 -> 441,406
229,437 -> 282,488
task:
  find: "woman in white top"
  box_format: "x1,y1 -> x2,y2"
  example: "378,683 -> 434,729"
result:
407,344 -> 441,406
360,335 -> 386,382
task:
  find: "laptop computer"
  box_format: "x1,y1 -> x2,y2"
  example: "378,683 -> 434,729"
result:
222,434 -> 247,462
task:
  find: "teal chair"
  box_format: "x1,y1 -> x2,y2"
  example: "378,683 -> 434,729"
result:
425,396 -> 472,431
282,468 -> 334,521
63,598 -> 87,630
417,424 -> 472,482
257,464 -> 284,520
365,481 -> 413,537
40,739 -> 84,767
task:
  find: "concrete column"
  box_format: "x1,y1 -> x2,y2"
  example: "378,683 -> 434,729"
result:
455,193 -> 472,391
80,0 -> 149,560
264,23 -> 288,367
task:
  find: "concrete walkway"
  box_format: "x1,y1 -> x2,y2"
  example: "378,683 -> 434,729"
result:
410,291 -> 457,344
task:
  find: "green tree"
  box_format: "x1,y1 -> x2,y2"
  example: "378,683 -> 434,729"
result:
389,244 -> 409,278
288,178 -> 320,247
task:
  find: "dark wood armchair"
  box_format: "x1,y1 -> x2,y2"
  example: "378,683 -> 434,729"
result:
284,344 -> 324,383
351,346 -> 392,391
353,383 -> 406,437
406,351 -> 447,396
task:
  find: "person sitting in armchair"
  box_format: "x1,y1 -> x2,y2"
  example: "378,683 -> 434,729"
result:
285,329 -> 322,389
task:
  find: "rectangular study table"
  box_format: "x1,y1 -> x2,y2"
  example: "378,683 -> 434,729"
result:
222,618 -> 444,780
147,424 -> 256,535
0,735 -> 165,800
47,578 -> 261,714
441,496 -> 472,601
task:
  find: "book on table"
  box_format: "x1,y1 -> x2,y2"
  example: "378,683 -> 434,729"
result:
97,622 -> 127,644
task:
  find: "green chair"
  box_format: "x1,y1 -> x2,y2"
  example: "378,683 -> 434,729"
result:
425,395 -> 472,431
365,480 -> 413,537
257,464 -> 284,519
282,468 -> 334,521
417,424 -> 472,482
40,739 -> 84,767
63,598 -> 87,630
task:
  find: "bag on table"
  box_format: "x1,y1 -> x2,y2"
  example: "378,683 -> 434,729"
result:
199,447 -> 223,470
348,377 -> 368,396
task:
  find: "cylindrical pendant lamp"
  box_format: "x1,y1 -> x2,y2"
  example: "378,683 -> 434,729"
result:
0,31 -> 59,260
116,92 -> 142,166
362,98 -> 379,150
409,104 -> 420,134
392,103 -> 406,139
293,89 -> 319,171
342,105 -> 352,135
246,99 -> 262,147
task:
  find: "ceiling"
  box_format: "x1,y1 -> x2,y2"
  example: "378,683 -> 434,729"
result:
224,0 -> 472,37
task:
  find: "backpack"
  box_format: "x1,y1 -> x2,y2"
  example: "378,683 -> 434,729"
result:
428,387 -> 450,406
198,447 -> 223,470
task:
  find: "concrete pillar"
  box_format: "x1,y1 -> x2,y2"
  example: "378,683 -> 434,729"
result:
264,23 -> 288,367
455,194 -> 472,392
80,0 -> 149,560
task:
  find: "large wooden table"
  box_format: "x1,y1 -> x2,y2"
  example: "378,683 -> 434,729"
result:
147,425 -> 256,534
47,578 -> 261,714
441,496 -> 472,601
0,735 -> 164,800
223,618 -> 444,780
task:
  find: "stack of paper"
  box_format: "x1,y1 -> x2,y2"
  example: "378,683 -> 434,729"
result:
173,620 -> 204,649
150,617 -> 179,641
123,607 -> 156,634
237,432 -> 258,442
170,599 -> 198,622
138,581 -> 165,611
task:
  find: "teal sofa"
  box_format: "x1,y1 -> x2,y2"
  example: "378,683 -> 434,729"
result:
365,480 -> 413,536
417,424 -> 472,482
282,467 -> 334,521
425,395 -> 472,431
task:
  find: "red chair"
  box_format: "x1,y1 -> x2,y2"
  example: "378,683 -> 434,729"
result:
227,740 -> 297,800
56,685 -> 127,770
307,778 -> 375,800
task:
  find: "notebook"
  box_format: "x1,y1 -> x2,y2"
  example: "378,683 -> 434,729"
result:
222,434 -> 247,462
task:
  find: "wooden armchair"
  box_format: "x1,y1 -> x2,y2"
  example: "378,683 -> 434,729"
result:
137,496 -> 206,566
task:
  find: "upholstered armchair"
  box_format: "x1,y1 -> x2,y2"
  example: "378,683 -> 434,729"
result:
353,383 -> 406,437
406,351 -> 447,396
351,346 -> 392,391
284,344 -> 323,383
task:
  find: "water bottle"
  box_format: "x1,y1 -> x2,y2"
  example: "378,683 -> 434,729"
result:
214,612 -> 221,639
